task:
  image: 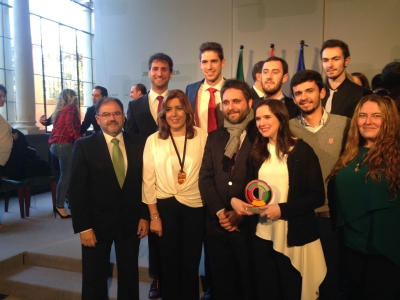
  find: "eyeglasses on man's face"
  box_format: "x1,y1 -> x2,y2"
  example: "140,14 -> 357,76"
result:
97,111 -> 124,118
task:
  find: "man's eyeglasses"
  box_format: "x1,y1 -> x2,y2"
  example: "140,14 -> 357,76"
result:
97,111 -> 123,118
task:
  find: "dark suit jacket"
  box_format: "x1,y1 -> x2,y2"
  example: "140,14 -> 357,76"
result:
80,106 -> 100,134
250,86 -> 262,102
322,77 -> 368,118
252,95 -> 299,119
125,93 -> 158,137
185,79 -> 224,129
69,131 -> 149,240
199,122 -> 257,233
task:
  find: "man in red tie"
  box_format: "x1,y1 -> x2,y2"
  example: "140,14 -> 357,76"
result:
125,53 -> 173,138
186,42 -> 226,133
185,42 -> 226,300
125,53 -> 173,299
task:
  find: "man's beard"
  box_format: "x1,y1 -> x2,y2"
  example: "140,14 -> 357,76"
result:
262,82 -> 282,97
224,107 -> 250,124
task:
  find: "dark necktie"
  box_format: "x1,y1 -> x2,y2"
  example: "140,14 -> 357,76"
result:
231,137 -> 241,173
111,138 -> 125,188
208,88 -> 217,133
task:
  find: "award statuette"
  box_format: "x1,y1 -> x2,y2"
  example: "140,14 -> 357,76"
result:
244,180 -> 272,214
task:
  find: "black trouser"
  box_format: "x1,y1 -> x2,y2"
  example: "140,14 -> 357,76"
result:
206,226 -> 253,300
317,217 -> 341,300
253,236 -> 302,300
157,197 -> 205,300
81,227 -> 141,300
343,246 -> 400,300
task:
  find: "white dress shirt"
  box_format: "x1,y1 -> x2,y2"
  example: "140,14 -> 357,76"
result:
196,78 -> 224,131
148,89 -> 169,123
103,131 -> 128,175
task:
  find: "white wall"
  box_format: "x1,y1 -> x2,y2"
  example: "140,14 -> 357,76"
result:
94,0 -> 400,110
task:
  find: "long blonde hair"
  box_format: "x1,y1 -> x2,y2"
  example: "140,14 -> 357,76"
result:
51,89 -> 78,122
328,94 -> 400,196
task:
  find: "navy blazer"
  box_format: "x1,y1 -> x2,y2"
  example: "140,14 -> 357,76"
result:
125,93 -> 158,138
185,79 -> 225,129
185,80 -> 202,109
68,131 -> 149,240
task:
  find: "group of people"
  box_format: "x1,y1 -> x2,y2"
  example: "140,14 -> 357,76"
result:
5,37 -> 396,300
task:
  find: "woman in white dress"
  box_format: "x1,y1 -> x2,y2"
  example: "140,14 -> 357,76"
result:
231,99 -> 327,299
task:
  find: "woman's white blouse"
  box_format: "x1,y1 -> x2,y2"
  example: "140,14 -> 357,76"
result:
142,126 -> 208,208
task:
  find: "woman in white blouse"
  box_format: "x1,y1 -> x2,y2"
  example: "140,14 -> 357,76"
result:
142,90 -> 208,300
231,99 -> 326,299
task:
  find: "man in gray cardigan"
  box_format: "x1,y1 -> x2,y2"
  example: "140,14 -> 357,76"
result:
290,70 -> 350,300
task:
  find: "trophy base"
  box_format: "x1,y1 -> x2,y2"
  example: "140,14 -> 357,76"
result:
245,207 -> 264,214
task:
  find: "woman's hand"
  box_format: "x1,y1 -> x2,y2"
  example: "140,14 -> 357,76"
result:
231,197 -> 255,216
150,218 -> 162,237
259,204 -> 281,220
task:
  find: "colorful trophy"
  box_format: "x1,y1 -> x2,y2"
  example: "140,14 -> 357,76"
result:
244,180 -> 272,214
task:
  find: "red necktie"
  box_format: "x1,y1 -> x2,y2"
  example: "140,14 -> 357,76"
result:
156,96 -> 163,114
208,88 -> 217,133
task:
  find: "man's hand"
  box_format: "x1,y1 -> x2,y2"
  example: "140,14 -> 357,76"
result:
137,219 -> 149,238
259,204 -> 281,220
80,229 -> 97,247
219,210 -> 243,232
11,132 -> 19,140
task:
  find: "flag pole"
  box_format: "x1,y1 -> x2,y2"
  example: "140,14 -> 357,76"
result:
236,45 -> 245,81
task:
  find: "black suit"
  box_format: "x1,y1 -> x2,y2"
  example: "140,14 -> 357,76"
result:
80,106 -> 100,134
69,131 -> 148,299
250,86 -> 262,102
125,93 -> 158,136
322,77 -> 368,118
124,92 -> 162,283
252,95 -> 299,119
199,122 -> 257,300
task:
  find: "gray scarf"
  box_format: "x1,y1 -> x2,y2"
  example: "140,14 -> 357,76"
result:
223,109 -> 254,158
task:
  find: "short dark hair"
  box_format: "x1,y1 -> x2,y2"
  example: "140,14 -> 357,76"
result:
320,39 -> 350,59
371,73 -> 383,91
94,85 -> 108,97
0,84 -> 7,96
220,79 -> 252,102
265,56 -> 289,75
290,70 -> 324,93
158,90 -> 195,140
148,53 -> 173,72
199,42 -> 224,61
95,97 -> 124,114
381,62 -> 400,90
134,83 -> 147,95
252,61 -> 265,81
351,72 -> 371,90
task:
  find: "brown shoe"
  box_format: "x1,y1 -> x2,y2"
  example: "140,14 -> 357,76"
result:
148,278 -> 160,299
